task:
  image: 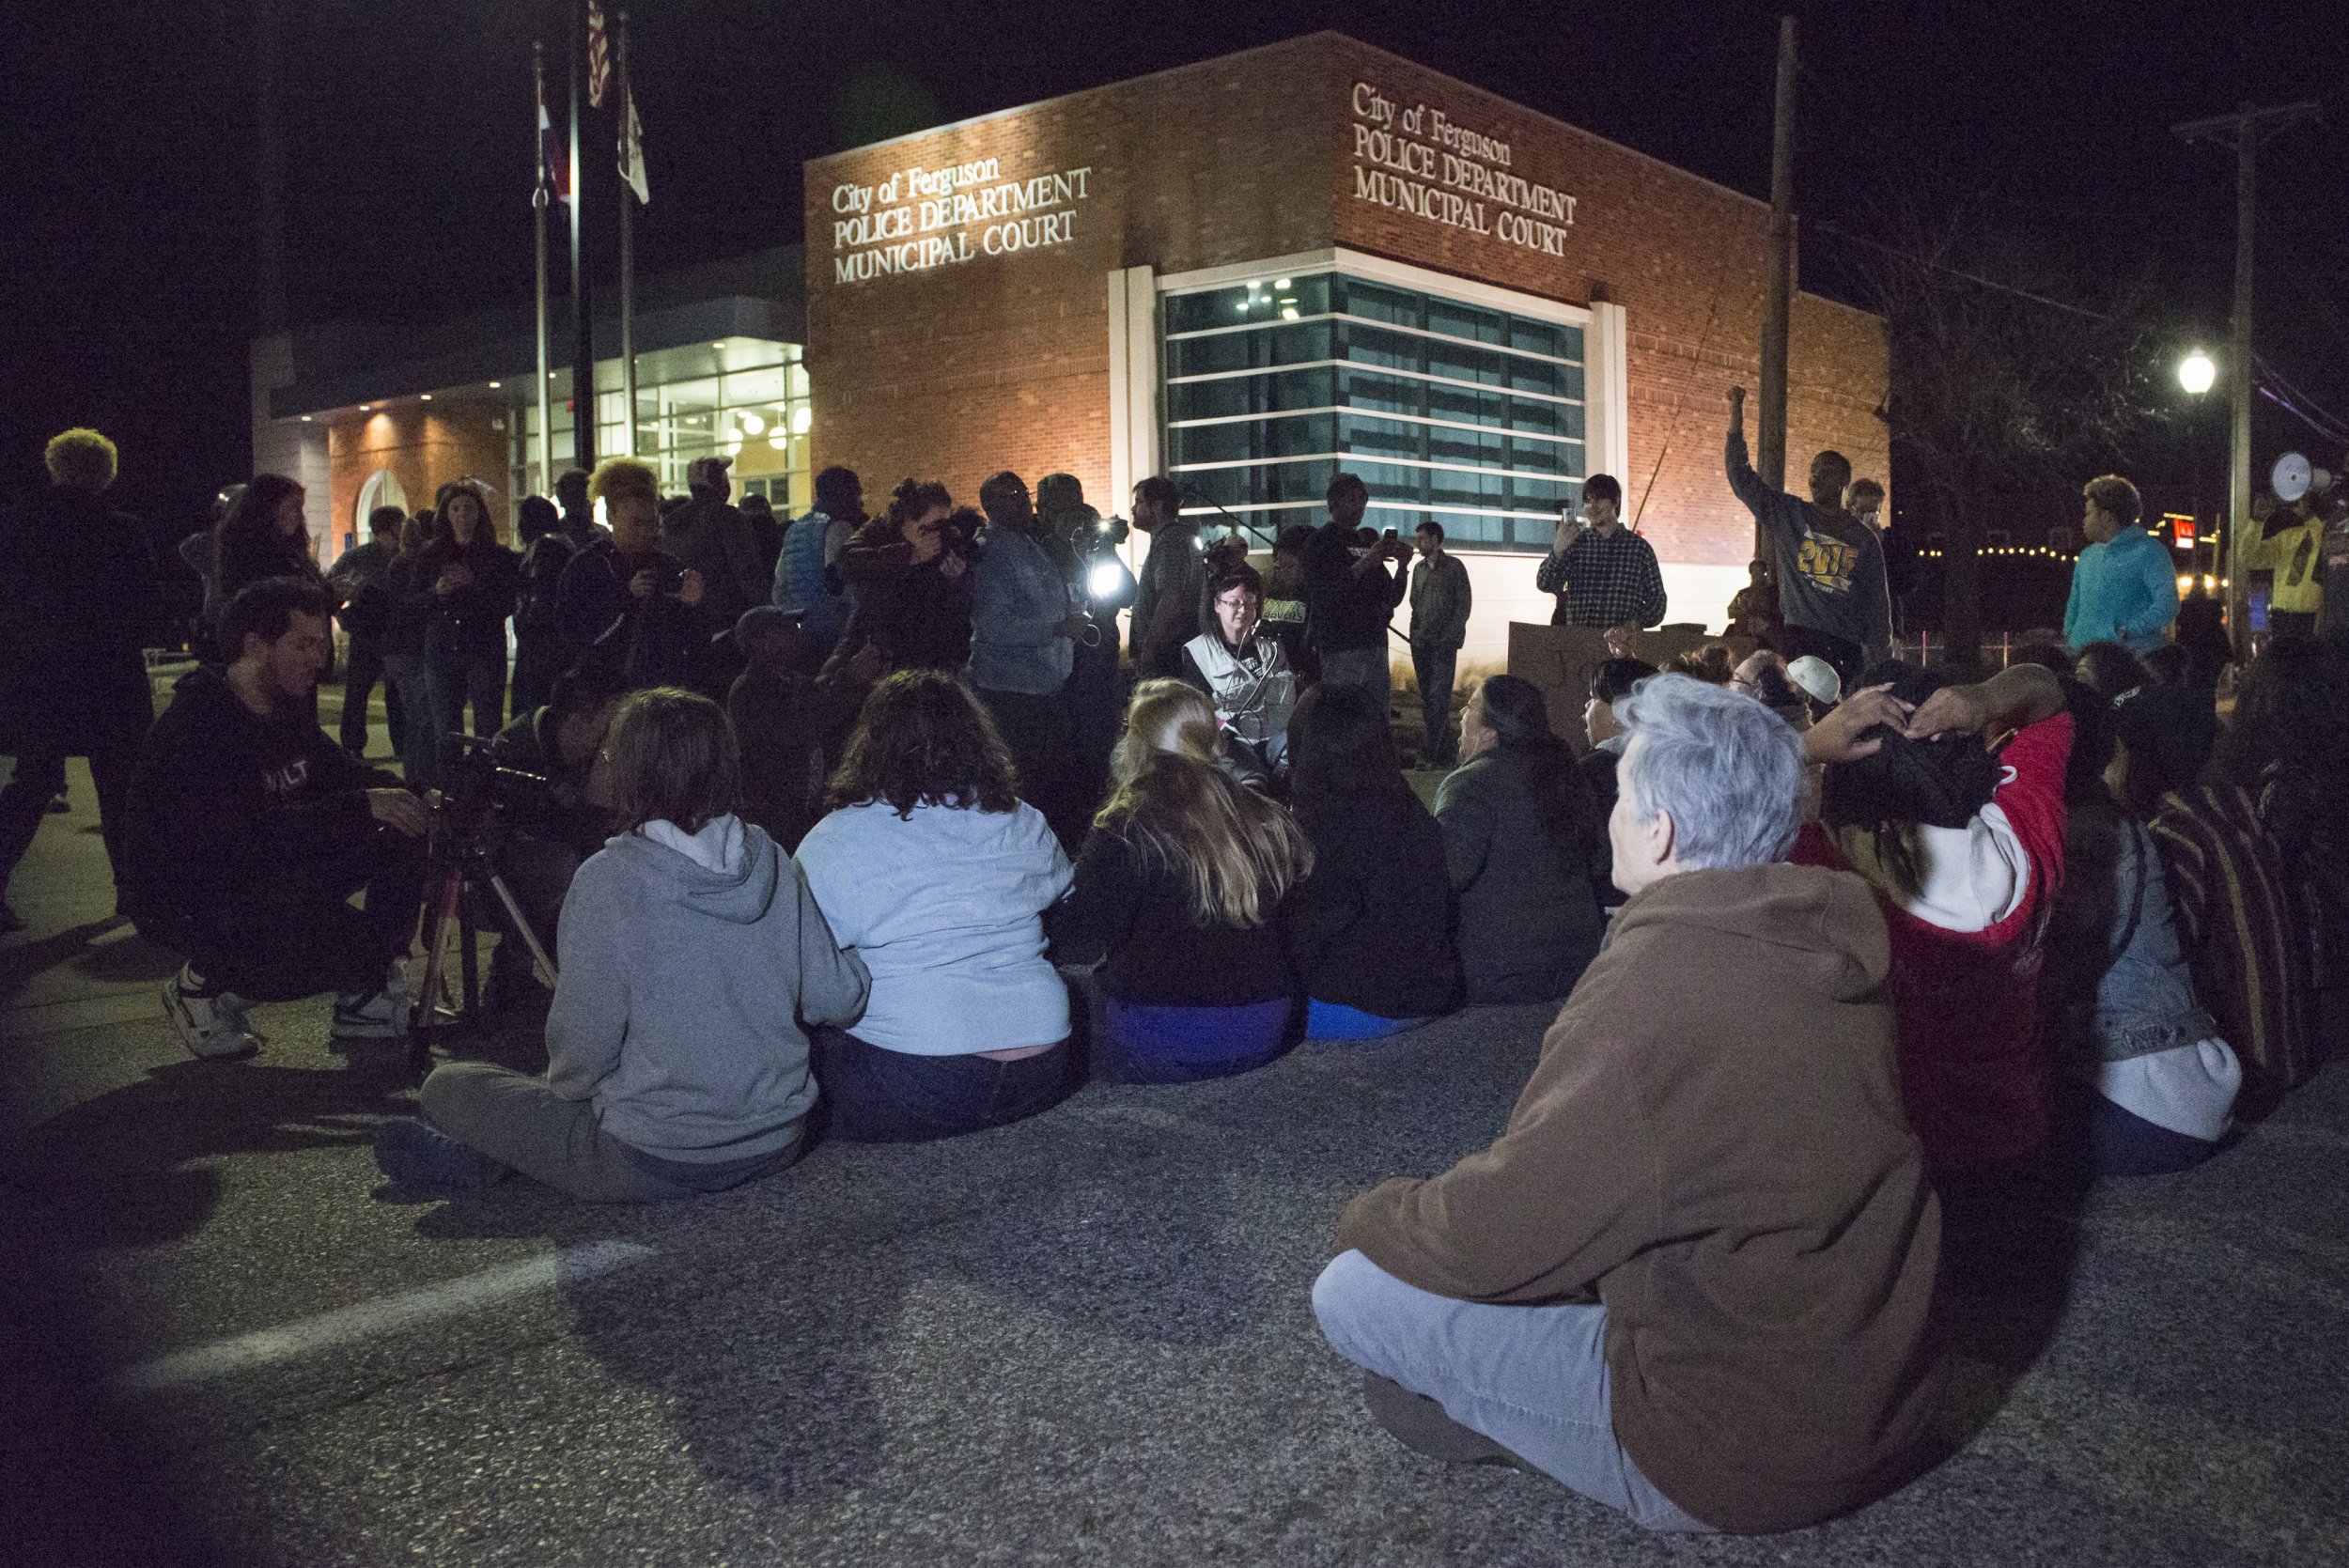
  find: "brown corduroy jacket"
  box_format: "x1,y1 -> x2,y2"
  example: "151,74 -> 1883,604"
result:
1337,862 -> 1945,1533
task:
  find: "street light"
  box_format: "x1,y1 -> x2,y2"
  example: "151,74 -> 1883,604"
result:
2179,349 -> 2217,395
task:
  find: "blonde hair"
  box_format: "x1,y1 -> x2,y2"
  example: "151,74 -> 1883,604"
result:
1097,679 -> 1312,928
45,428 -> 118,492
589,457 -> 661,507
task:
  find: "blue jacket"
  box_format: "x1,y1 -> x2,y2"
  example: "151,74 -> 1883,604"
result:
2064,526 -> 2177,654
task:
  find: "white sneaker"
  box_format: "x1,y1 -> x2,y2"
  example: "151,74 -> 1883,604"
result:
163,969 -> 260,1060
332,964 -> 412,1040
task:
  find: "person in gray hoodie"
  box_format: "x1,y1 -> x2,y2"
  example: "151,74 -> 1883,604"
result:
377,688 -> 870,1201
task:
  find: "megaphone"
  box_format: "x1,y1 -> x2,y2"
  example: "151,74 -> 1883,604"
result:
2271,452 -> 2333,505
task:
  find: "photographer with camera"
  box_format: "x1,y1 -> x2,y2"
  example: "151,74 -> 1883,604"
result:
1039,473 -> 1135,827
124,577 -> 428,1060
554,458 -> 718,695
834,478 -> 975,673
972,471 -> 1094,846
1302,474 -> 1411,700
379,688 -> 870,1200
465,663 -> 630,1012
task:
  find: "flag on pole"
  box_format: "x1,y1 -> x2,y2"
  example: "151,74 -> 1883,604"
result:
585,1 -> 612,109
537,80 -> 569,200
617,81 -> 648,204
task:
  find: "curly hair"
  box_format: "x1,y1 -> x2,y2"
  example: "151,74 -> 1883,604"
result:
825,669 -> 1021,818
589,457 -> 660,507
44,427 -> 118,492
884,477 -> 953,534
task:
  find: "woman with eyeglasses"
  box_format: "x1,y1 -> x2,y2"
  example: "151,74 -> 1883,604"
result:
1179,561 -> 1299,786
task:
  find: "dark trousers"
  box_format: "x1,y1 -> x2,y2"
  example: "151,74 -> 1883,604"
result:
1781,623 -> 1866,690
508,627 -> 566,718
157,831 -> 424,1003
2269,609 -> 2318,640
1409,642 -> 1458,766
383,654 -> 438,788
807,1023 -> 1076,1143
426,631 -> 507,779
340,639 -> 389,757
0,739 -> 138,895
978,685 -> 1081,848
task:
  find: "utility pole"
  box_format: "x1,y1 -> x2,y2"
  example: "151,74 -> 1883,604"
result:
570,2 -> 597,474
616,9 -> 639,458
1756,12 -> 1798,559
2173,100 -> 2320,657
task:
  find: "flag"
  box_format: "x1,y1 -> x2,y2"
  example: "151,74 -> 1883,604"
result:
537,82 -> 568,201
585,0 -> 611,109
617,82 -> 647,204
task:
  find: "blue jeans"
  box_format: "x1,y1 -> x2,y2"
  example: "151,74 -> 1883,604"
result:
1313,1250 -> 1711,1532
1307,999 -> 1423,1043
382,653 -> 441,790
1102,994 -> 1293,1083
425,628 -> 507,779
807,1024 -> 1076,1142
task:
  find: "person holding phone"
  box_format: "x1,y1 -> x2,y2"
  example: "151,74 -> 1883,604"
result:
1534,474 -> 1666,638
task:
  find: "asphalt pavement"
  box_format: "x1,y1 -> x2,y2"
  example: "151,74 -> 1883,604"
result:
5,723 -> 2347,1567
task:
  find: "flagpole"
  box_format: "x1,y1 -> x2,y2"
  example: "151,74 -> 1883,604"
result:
568,1 -> 597,473
531,43 -> 555,495
616,9 -> 638,458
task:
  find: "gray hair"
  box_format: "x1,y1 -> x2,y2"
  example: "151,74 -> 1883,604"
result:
1615,673 -> 1805,870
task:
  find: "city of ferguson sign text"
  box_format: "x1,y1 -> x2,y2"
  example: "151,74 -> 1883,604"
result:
1349,83 -> 1577,256
830,158 -> 1093,285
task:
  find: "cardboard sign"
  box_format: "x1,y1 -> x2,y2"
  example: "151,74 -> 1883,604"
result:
1506,622 -> 1750,753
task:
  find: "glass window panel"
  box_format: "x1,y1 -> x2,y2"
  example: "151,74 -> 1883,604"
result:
1169,365 -> 1335,422
1168,319 -> 1333,378
1426,298 -> 1504,346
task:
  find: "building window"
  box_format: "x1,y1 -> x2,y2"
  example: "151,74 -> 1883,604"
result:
513,338 -> 811,511
1163,270 -> 1585,551
353,469 -> 411,541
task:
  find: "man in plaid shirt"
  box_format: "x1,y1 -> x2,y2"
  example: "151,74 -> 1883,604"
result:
1535,474 -> 1668,632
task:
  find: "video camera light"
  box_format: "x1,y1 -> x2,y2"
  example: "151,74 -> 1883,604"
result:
1088,560 -> 1128,600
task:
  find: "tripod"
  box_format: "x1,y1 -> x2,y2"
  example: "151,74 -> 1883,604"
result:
405,806 -> 559,1077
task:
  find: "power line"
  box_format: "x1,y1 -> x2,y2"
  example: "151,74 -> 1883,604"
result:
1805,220 -> 2127,325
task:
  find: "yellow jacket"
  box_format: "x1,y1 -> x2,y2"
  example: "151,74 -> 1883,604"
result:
2242,516 -> 2325,614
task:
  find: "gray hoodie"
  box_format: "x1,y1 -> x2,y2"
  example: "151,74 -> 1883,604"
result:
547,815 -> 869,1164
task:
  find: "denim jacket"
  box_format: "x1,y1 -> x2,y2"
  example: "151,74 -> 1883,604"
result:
2068,814 -> 2217,1061
968,523 -> 1075,696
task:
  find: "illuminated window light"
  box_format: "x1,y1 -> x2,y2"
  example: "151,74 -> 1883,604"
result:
769,431 -> 787,451
488,380 -> 502,389
419,393 -> 432,401
712,340 -> 727,349
1275,277 -> 1292,288
790,405 -> 812,435
300,414 -> 312,423
738,412 -> 767,436
359,404 -> 373,412
1281,306 -> 1299,320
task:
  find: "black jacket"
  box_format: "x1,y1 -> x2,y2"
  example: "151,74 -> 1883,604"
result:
1047,824 -> 1296,1007
1435,746 -> 1609,1003
554,537 -> 719,691
0,488 -> 167,753
120,666 -> 396,932
416,537 -> 521,653
1302,520 -> 1408,653
1287,784 -> 1461,1017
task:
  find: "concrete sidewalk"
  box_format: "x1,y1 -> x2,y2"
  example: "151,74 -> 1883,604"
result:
5,747 -> 2346,1566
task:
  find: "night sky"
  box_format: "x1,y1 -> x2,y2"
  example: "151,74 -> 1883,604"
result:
6,0 -> 2344,535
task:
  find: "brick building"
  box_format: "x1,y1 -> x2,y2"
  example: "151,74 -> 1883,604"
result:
806,31 -> 1888,666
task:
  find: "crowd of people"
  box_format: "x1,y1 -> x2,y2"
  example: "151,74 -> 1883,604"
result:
3,402 -> 2345,1538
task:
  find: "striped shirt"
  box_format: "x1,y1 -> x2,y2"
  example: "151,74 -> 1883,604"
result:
2149,781 -> 2314,1110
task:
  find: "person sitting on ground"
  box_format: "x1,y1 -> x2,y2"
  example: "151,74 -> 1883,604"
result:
122,578 -> 428,1060
794,670 -> 1079,1141
2223,636 -> 2349,1064
555,458 -> 717,694
1784,652 -> 1843,723
2043,680 -> 2241,1174
1579,654 -> 1656,812
1047,681 -> 1312,1082
1795,660 -> 2072,1185
1283,683 -> 1461,1039
726,605 -> 879,853
2073,639 -> 2149,703
1180,561 -> 1299,786
476,662 -> 630,1012
834,479 -> 976,673
379,688 -> 869,1201
1437,675 -> 1608,1004
1314,673 -> 1943,1535
1731,648 -> 1812,732
2111,656 -> 2311,1114
1665,642 -> 1737,685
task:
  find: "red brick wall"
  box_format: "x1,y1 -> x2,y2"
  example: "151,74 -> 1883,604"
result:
326,403 -> 514,547
803,32 -> 1885,566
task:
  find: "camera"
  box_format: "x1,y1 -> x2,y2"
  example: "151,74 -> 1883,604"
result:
437,737 -> 559,844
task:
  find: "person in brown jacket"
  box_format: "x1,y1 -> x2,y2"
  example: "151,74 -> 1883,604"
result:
1313,672 -> 1945,1534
